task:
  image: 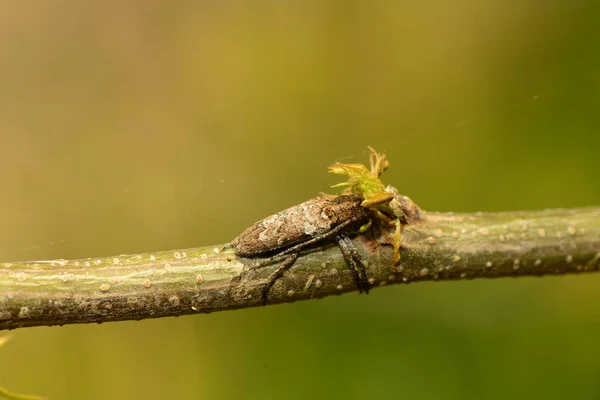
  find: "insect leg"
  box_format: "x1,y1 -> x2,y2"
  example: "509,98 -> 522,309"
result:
392,219 -> 402,267
335,235 -> 364,293
261,252 -> 299,305
335,234 -> 370,294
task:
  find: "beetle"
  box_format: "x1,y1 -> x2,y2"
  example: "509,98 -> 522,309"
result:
229,194 -> 374,303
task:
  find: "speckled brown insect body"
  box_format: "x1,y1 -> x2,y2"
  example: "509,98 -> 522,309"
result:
230,194 -> 373,302
232,194 -> 369,256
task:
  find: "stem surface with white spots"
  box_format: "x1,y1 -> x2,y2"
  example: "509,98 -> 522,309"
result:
0,207 -> 599,330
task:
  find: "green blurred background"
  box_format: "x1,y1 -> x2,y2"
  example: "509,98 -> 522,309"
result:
1,1 -> 599,399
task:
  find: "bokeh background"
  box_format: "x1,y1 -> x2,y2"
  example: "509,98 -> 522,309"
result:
1,1 -> 599,399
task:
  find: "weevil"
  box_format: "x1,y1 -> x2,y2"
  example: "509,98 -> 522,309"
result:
228,147 -> 419,304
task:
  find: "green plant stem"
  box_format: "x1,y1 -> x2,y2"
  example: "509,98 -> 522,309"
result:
1,207 -> 599,331
0,386 -> 47,400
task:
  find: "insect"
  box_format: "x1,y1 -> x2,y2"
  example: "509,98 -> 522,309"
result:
229,194 -> 373,302
227,147 -> 416,304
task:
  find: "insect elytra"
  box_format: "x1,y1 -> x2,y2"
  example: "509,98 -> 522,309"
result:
231,194 -> 369,257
